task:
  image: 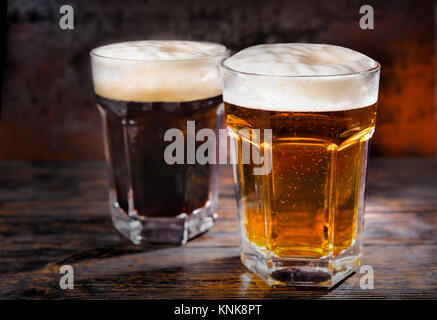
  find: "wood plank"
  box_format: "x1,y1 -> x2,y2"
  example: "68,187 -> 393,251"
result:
0,159 -> 436,299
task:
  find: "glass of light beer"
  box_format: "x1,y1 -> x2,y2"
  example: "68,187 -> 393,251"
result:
222,43 -> 380,287
90,41 -> 228,244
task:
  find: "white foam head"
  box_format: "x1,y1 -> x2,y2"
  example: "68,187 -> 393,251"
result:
222,43 -> 380,111
91,41 -> 228,102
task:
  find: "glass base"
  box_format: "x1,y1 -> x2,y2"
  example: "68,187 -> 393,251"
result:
241,239 -> 361,288
109,200 -> 217,245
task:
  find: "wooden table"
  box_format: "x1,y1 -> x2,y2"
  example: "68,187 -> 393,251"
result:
0,159 -> 436,299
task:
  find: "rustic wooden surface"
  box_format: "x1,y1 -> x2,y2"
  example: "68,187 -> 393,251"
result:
0,158 -> 436,299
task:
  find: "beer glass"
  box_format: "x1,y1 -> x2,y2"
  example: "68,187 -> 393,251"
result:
90,41 -> 228,244
222,43 -> 380,287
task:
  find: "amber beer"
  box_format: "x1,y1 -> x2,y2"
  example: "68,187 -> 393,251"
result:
91,41 -> 228,244
222,43 -> 381,287
225,103 -> 377,256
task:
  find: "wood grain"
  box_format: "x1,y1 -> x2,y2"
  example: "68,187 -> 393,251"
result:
0,159 -> 436,299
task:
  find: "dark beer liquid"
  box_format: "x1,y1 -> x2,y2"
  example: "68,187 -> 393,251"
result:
97,95 -> 221,217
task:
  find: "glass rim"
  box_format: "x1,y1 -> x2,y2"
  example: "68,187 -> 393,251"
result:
90,40 -> 230,63
220,58 -> 381,79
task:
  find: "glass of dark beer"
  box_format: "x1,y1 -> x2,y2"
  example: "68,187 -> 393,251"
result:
222,43 -> 380,287
90,41 -> 228,244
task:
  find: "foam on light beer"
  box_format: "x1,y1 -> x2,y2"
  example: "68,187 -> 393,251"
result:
91,41 -> 227,102
222,43 -> 380,112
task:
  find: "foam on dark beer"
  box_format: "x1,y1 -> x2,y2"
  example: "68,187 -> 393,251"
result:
91,40 -> 227,102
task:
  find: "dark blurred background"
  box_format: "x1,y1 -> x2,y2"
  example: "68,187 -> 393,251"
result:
1,0 -> 435,160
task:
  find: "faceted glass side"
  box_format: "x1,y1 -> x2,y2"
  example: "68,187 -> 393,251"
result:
98,103 -> 223,245
234,137 -> 371,287
226,102 -> 376,287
